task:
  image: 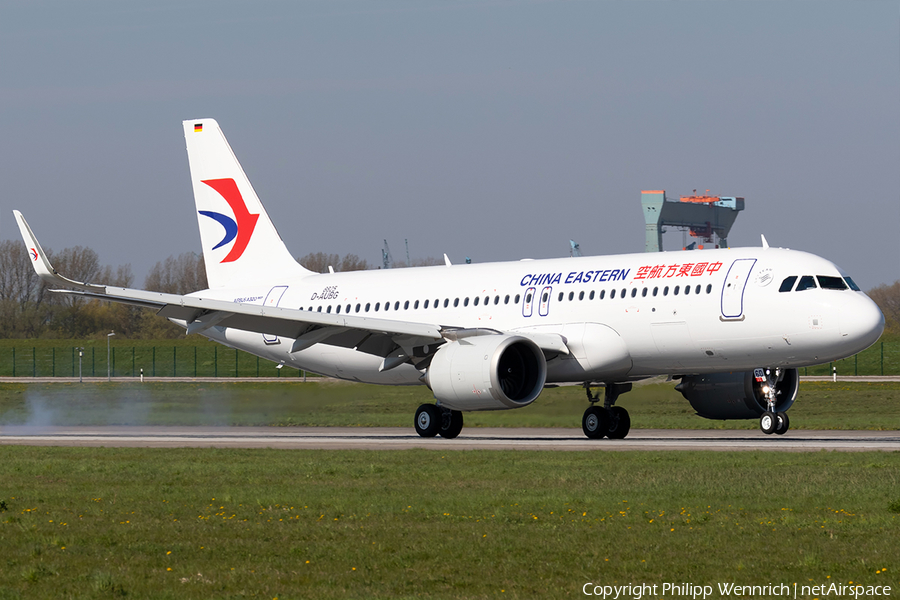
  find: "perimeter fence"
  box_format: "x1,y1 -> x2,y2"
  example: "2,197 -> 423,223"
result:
0,344 -> 310,378
0,341 -> 898,379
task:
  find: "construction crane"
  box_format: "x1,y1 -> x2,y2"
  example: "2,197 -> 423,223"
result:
382,239 -> 393,269
569,240 -> 582,257
641,190 -> 744,252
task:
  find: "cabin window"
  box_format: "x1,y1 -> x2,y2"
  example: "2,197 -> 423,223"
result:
589,290 -> 595,300
474,296 -> 480,306
631,288 -> 637,298
568,292 -> 574,301
423,299 -> 429,309
444,299 -> 450,308
484,296 -> 489,305
542,292 -> 549,303
327,306 -> 332,313
663,286 -> 669,296
706,284 -> 712,294
495,296 -> 500,305
414,300 -> 419,309
684,285 -> 690,295
504,295 -> 510,304
394,301 -> 400,310
454,298 -> 459,307
695,285 -> 701,294
642,288 -> 648,297
610,289 -> 616,299
558,292 -> 564,302
403,300 -> 409,310
525,292 -> 532,304
817,276 -> 848,290
384,302 -> 390,311
374,302 -> 380,311
845,277 -> 860,291
653,287 -> 658,297
621,288 -> 626,298
354,304 -> 360,313
779,276 -> 797,292
308,306 -> 313,311
346,304 -> 351,312
335,305 -> 340,314
673,286 -> 679,296
600,290 -> 606,299
795,275 -> 817,291
579,291 -> 584,301
514,294 -> 520,304
317,306 -> 322,312
464,297 -> 469,307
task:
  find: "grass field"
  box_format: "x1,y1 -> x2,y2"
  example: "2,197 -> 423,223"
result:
1,380 -> 900,430
1,448 -> 898,599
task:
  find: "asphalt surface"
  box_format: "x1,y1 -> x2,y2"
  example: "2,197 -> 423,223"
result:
1,426 -> 898,451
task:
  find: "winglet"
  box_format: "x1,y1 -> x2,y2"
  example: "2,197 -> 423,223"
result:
761,234 -> 770,249
12,210 -> 106,293
444,253 -> 452,266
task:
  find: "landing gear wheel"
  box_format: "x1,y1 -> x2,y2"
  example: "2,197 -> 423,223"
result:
582,406 -> 610,439
414,404 -> 441,438
606,406 -> 631,440
774,411 -> 790,435
439,410 -> 464,439
759,411 -> 777,435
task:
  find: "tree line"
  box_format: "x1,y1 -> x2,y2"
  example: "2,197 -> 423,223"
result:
0,242 -> 443,340
3,240 -> 897,340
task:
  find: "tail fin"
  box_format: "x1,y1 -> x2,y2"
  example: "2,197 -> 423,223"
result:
183,119 -> 312,288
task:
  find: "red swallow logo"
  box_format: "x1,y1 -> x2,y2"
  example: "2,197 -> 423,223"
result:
199,179 -> 260,263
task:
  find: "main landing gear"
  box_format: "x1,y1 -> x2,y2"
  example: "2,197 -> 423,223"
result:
414,404 -> 464,439
755,368 -> 790,435
582,382 -> 632,440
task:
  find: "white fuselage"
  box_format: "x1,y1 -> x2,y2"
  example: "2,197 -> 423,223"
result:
192,246 -> 884,386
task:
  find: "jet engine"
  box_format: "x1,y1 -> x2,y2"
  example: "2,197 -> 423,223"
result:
424,335 -> 547,411
676,368 -> 799,420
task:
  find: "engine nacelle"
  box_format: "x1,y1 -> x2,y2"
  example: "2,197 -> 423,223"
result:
424,335 -> 547,411
677,368 -> 799,420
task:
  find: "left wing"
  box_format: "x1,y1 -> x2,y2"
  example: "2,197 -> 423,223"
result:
14,211 -> 569,370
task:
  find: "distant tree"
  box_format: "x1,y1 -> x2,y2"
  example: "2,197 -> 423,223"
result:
0,239 -> 48,337
867,281 -> 900,336
298,252 -> 369,273
144,252 -> 207,294
390,257 -> 443,268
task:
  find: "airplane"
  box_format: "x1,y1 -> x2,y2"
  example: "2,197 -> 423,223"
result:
14,118 -> 885,439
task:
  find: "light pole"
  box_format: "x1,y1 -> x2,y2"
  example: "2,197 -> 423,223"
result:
107,332 -> 115,382
78,347 -> 84,383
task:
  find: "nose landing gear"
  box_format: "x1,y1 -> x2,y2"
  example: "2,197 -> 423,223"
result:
755,368 -> 791,435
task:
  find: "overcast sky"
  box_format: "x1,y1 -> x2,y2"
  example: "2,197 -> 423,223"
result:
2,1 -> 898,289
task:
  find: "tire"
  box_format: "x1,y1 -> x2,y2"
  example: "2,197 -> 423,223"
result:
759,411 -> 777,435
582,406 -> 609,439
439,410 -> 464,439
774,411 -> 790,435
414,404 -> 441,438
606,406 -> 631,440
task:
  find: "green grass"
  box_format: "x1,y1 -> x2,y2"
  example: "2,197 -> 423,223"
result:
1,380 -> 899,430
0,448 -> 898,599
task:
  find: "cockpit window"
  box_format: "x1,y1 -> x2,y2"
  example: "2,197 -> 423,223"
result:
844,277 -> 860,291
795,275 -> 817,291
778,276 -> 797,292
817,276 -> 848,290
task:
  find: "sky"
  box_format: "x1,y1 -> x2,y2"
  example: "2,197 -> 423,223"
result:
1,1 -> 898,289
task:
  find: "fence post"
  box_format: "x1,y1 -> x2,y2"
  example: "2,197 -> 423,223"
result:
152,347 -> 156,377
12,347 -> 15,377
132,347 -> 135,377
194,346 -> 197,377
881,342 -> 884,376
72,347 -> 75,377
112,347 -> 115,378
235,348 -> 238,377
214,346 -> 218,378
174,346 -> 177,377
854,353 -> 857,376
33,347 -> 36,377
92,347 -> 95,377
256,355 -> 259,378
52,347 -> 55,377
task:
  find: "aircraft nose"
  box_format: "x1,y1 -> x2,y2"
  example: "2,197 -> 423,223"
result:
840,294 -> 884,352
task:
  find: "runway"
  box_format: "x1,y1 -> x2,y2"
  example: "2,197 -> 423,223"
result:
1,426 -> 899,451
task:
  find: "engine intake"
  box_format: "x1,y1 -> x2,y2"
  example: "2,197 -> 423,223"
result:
425,335 -> 547,411
677,368 -> 799,420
